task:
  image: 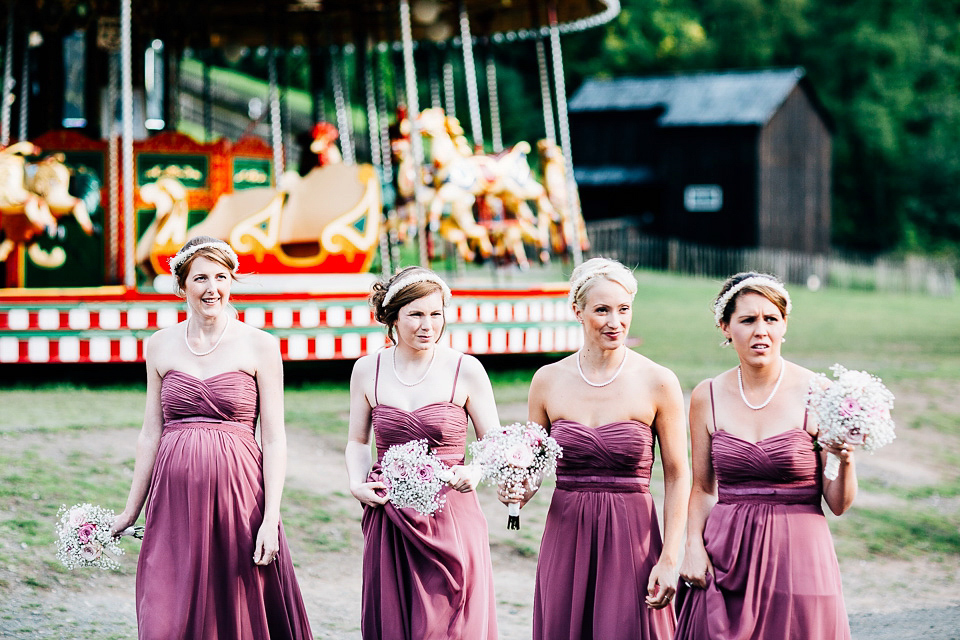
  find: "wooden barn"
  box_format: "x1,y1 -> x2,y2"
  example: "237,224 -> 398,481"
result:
568,68 -> 833,253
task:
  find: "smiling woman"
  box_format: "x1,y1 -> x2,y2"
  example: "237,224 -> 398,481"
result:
110,236 -> 314,639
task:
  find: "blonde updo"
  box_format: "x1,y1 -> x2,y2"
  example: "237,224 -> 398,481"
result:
370,266 -> 452,344
568,257 -> 638,309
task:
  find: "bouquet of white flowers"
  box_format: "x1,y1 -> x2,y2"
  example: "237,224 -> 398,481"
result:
55,503 -> 143,570
470,421 -> 562,529
806,363 -> 896,480
380,439 -> 454,516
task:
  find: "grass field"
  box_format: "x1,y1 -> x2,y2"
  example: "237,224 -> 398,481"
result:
1,269 -> 958,636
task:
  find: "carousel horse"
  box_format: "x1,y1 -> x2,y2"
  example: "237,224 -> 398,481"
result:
0,142 -> 73,268
27,153 -> 96,236
136,173 -> 190,275
309,122 -> 343,167
387,106 -> 430,245
416,107 -> 553,267
537,139 -> 590,255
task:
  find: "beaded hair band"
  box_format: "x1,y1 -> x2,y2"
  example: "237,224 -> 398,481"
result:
381,271 -> 452,308
567,265 -> 638,306
168,241 -> 240,276
713,276 -> 792,327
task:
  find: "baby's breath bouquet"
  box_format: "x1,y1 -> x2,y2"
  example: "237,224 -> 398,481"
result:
55,503 -> 143,570
806,364 -> 896,480
381,439 -> 453,516
470,421 -> 562,530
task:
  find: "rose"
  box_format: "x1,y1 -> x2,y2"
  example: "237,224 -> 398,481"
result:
76,523 -> 97,544
839,397 -> 860,418
79,542 -> 102,562
391,461 -> 410,479
68,507 -> 86,528
505,443 -> 534,468
416,464 -> 436,483
845,427 -> 865,446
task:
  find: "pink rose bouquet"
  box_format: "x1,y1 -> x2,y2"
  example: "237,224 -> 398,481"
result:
380,439 -> 453,516
470,421 -> 562,529
806,363 -> 896,480
55,503 -> 143,570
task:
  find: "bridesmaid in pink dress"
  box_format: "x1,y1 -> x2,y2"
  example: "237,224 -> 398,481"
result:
345,266 -> 500,640
510,258 -> 690,640
111,237 -> 313,639
676,272 -> 857,639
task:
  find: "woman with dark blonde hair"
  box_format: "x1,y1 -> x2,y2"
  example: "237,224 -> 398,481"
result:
345,265 -> 500,639
111,236 -> 313,639
675,272 -> 856,639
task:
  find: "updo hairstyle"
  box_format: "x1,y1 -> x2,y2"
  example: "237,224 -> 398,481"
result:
568,257 -> 639,310
170,236 -> 239,298
370,266 -> 450,344
713,271 -> 791,327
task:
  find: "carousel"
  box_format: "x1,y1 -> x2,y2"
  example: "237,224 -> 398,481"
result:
0,0 -> 617,364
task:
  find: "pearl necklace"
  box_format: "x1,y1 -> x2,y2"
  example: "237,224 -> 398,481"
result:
392,347 -> 436,387
185,320 -> 229,357
738,358 -> 785,410
576,349 -> 628,388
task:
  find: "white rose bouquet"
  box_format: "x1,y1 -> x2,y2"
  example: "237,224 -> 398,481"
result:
470,421 -> 562,530
806,363 -> 896,480
380,439 -> 454,516
55,503 -> 143,570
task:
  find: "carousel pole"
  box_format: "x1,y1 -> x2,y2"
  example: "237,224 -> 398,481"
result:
363,38 -> 390,278
535,37 -> 556,145
1,1 -> 14,146
399,0 -> 430,265
548,5 -> 583,265
484,43 -> 503,154
456,2 -> 484,149
442,55 -> 456,117
376,45 -> 402,272
429,47 -> 442,110
331,45 -> 356,164
121,0 -> 136,287
107,53 -> 120,282
267,47 -> 285,178
18,28 -> 27,141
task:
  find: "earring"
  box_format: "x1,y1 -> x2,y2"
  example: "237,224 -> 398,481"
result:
720,338 -> 731,348
781,336 -> 787,343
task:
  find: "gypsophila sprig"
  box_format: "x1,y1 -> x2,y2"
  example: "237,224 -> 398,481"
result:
470,421 -> 562,529
806,363 -> 896,480
380,440 -> 453,516
55,503 -> 143,570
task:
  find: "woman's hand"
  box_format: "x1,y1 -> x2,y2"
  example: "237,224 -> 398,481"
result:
350,480 -> 389,507
679,539 -> 714,589
253,519 -> 280,566
446,464 -> 483,492
109,510 -> 138,539
823,441 -> 856,467
645,557 -> 679,609
496,477 -> 538,507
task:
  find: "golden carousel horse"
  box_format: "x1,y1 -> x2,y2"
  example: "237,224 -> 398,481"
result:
537,139 -> 590,256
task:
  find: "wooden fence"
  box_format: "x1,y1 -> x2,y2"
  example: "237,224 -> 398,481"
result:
586,219 -> 957,297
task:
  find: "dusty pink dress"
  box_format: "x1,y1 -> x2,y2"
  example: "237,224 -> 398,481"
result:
533,419 -> 676,640
360,354 -> 497,640
136,370 -> 313,640
674,383 -> 851,639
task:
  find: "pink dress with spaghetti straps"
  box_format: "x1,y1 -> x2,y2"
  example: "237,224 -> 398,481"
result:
674,381 -> 851,639
359,354 -> 497,640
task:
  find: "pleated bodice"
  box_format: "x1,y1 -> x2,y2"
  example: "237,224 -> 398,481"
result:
712,429 -> 821,505
161,370 -> 258,433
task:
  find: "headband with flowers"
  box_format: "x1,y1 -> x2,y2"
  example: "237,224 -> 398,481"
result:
382,271 -> 452,308
168,241 -> 240,277
713,275 -> 792,327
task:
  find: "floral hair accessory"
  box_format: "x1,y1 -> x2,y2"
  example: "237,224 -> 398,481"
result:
382,271 -> 452,308
567,264 -> 638,306
713,275 -> 792,327
168,241 -> 240,276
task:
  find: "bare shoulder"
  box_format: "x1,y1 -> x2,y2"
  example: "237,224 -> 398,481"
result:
450,349 -> 489,381
629,351 -> 681,390
531,354 -> 575,387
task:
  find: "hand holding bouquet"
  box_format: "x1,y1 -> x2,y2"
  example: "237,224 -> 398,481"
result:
470,421 -> 562,529
380,439 -> 454,516
806,364 -> 896,480
55,503 -> 143,570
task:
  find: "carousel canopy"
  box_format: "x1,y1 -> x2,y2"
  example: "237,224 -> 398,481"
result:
6,0 -> 619,47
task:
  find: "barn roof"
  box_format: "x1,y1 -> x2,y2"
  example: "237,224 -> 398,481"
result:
569,68 -> 827,127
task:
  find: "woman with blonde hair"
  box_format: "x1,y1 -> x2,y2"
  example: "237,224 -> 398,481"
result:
508,257 -> 690,639
345,265 -> 500,639
675,272 -> 856,639
111,236 -> 313,639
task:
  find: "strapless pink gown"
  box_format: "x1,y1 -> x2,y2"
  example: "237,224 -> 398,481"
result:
533,420 -> 675,640
359,354 -> 497,640
136,370 -> 313,640
675,423 -> 851,639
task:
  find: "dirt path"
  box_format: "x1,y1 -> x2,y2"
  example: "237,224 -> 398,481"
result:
1,393 -> 959,638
